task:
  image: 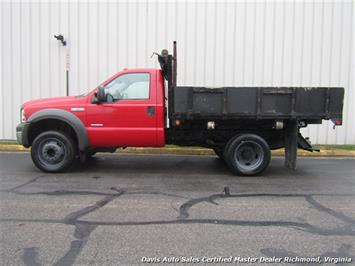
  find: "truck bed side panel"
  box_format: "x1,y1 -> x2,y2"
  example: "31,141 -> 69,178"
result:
173,87 -> 344,120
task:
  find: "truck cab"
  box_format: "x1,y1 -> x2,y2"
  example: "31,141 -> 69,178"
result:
17,68 -> 166,172
85,68 -> 166,148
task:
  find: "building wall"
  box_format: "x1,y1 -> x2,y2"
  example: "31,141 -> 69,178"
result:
1,1 -> 354,144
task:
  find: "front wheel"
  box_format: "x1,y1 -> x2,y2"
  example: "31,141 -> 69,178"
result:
31,131 -> 77,173
224,134 -> 270,176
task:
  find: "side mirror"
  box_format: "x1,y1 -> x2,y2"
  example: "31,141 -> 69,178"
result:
95,86 -> 106,103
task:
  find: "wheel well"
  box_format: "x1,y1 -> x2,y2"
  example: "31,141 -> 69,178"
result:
28,119 -> 78,147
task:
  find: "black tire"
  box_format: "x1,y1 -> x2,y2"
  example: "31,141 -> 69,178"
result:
224,134 -> 270,176
31,131 -> 77,173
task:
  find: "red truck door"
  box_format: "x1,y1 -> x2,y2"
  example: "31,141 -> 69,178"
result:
86,70 -> 159,147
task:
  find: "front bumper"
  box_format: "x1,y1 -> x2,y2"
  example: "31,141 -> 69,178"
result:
16,122 -> 30,147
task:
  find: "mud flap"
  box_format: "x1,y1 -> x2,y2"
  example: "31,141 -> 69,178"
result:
284,120 -> 298,170
298,133 -> 319,152
79,151 -> 87,163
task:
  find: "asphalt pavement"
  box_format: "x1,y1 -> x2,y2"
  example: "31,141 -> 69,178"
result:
0,152 -> 355,266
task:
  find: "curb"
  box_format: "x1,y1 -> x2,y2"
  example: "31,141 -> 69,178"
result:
0,144 -> 354,157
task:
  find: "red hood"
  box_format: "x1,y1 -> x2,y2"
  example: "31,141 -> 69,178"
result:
22,95 -> 89,121
23,95 -> 86,108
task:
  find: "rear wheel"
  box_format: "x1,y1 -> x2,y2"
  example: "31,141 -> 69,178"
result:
31,131 -> 77,173
224,134 -> 270,176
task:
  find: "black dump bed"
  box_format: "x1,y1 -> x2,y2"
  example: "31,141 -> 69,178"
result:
173,87 -> 344,121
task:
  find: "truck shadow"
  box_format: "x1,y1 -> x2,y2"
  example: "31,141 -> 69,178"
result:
75,154 -> 232,175
73,154 -> 307,178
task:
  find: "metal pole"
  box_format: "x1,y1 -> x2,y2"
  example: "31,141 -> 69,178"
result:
54,34 -> 68,96
173,41 -> 177,89
66,70 -> 69,96
65,48 -> 70,96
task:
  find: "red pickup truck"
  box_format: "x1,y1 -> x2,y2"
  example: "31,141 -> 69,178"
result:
16,43 -> 344,175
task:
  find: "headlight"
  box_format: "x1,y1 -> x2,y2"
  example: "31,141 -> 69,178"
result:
20,108 -> 26,122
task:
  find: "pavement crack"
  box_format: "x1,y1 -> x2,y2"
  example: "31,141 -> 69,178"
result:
75,219 -> 355,236
0,175 -> 43,193
53,187 -> 124,266
53,223 -> 97,266
179,194 -> 221,219
2,217 -> 355,237
13,190 -> 118,197
127,190 -> 190,201
305,195 -> 355,224
63,189 -> 124,224
178,192 -> 355,220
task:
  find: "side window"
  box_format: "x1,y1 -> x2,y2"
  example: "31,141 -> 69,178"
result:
104,73 -> 150,101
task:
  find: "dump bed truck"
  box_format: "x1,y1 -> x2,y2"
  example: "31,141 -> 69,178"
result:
16,42 -> 344,175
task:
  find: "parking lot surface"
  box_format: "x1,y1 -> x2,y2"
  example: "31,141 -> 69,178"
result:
0,152 -> 354,265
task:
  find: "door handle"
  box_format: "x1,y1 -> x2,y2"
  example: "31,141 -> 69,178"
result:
147,106 -> 155,117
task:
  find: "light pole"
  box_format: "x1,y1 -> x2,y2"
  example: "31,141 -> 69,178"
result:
54,34 -> 69,96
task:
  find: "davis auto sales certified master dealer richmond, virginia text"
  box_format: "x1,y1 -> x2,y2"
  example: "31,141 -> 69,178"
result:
141,255 -> 352,264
